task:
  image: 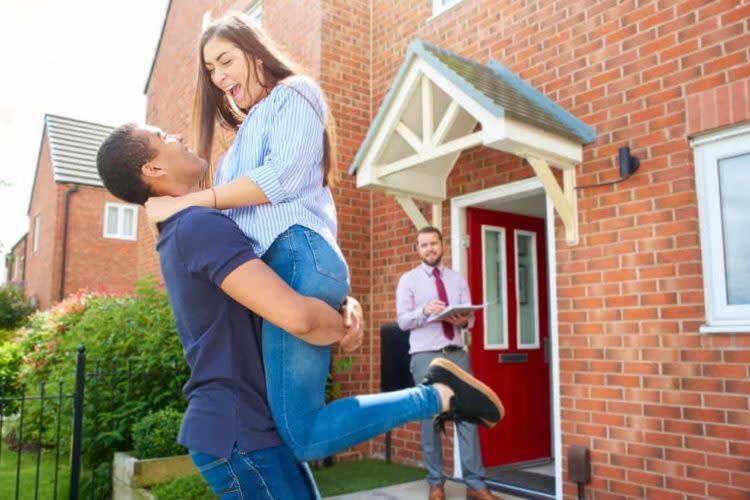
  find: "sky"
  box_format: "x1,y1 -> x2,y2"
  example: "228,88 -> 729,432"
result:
0,0 -> 170,281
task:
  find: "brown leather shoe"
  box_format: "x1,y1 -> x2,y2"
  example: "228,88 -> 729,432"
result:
429,483 -> 446,500
466,487 -> 504,500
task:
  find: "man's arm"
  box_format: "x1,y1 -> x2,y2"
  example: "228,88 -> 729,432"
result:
220,259 -> 345,346
396,273 -> 429,331
339,297 -> 364,352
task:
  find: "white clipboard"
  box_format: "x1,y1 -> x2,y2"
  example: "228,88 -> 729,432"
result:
427,303 -> 485,322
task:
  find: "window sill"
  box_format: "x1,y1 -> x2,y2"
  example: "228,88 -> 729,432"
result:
427,1 -> 465,23
700,323 -> 750,334
103,234 -> 137,241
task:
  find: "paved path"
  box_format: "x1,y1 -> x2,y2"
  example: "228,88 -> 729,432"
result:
325,480 -> 524,499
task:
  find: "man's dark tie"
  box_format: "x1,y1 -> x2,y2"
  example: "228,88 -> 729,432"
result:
433,267 -> 455,340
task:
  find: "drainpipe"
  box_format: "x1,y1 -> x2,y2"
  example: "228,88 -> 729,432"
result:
21,239 -> 26,288
21,240 -> 29,292
59,185 -> 79,301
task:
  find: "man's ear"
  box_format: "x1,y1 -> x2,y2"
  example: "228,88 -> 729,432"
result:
141,160 -> 167,179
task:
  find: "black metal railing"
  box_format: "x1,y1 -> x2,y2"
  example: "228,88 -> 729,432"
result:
1,346 -> 184,500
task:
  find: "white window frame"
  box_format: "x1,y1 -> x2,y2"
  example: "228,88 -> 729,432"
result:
103,203 -> 138,241
692,122 -> 750,333
481,225 -> 509,350
246,1 -> 262,25
13,254 -> 20,281
431,0 -> 465,18
515,229 -> 540,349
32,215 -> 40,253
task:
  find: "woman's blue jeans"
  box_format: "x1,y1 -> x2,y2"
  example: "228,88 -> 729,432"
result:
262,225 -> 441,461
190,444 -> 318,499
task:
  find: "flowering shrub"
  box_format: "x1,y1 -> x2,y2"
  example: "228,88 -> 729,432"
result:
5,278 -> 187,478
16,290 -> 107,379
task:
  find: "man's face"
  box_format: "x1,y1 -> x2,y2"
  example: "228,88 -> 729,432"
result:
136,125 -> 207,187
417,232 -> 443,266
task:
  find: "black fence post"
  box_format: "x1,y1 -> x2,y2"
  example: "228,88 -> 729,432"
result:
15,382 -> 26,500
54,379 -> 64,500
34,381 -> 46,500
68,345 -> 86,500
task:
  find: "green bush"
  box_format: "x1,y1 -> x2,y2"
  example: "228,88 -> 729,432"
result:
132,408 -> 186,459
151,474 -> 216,500
0,328 -> 15,344
0,286 -> 35,329
7,279 -> 188,495
0,341 -> 22,414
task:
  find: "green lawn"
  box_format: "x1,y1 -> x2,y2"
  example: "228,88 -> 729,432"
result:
0,441 -> 71,500
151,458 -> 426,499
313,459 -> 426,497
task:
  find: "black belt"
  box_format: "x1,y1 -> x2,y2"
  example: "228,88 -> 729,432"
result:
423,345 -> 464,354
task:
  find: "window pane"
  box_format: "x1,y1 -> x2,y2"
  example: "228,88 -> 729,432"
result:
246,2 -> 262,24
122,208 -> 135,237
106,206 -> 119,235
516,232 -> 538,346
719,152 -> 750,305
483,228 -> 505,346
33,215 -> 40,251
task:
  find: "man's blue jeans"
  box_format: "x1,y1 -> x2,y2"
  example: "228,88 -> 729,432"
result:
262,225 -> 442,461
190,444 -> 318,499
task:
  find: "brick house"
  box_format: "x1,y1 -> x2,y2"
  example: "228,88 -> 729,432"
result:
4,234 -> 27,288
140,1 -> 749,498
23,114 -> 140,310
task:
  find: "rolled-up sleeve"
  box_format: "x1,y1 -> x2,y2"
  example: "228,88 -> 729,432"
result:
396,273 -> 427,331
248,82 -> 325,204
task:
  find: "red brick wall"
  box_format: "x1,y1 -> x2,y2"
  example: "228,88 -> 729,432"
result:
63,188 -> 139,298
368,0 -> 750,498
25,131 -> 60,310
144,1 -> 750,496
319,0 -> 373,460
687,78 -> 750,135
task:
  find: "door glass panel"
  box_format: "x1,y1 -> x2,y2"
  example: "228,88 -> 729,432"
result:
482,226 -> 507,348
718,152 -> 750,305
516,231 -> 539,348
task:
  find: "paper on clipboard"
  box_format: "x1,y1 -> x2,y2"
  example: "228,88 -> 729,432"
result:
427,303 -> 486,322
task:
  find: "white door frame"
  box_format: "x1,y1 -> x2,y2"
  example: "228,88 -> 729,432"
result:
450,177 -> 562,499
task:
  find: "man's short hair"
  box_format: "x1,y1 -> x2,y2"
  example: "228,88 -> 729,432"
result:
96,124 -> 156,205
417,226 -> 443,242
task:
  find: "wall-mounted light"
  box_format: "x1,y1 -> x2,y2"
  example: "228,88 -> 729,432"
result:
577,145 -> 640,189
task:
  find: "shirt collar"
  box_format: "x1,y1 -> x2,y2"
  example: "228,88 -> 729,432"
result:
420,262 -> 443,276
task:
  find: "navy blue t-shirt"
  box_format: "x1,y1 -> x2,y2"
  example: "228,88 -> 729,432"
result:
157,207 -> 282,458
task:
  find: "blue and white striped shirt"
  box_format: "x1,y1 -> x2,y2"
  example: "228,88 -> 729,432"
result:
216,76 -> 341,259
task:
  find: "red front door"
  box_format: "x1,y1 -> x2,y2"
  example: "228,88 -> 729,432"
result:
466,207 -> 551,467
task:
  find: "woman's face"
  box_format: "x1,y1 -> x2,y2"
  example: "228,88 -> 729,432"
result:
203,36 -> 265,111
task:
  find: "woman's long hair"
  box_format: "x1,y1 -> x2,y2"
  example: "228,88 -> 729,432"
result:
192,12 -> 337,188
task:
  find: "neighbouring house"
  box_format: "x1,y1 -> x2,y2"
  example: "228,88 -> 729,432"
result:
139,1 -> 750,498
24,114 -> 141,310
4,234 -> 27,289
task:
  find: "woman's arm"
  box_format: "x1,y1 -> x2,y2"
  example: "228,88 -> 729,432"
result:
190,177 -> 269,209
145,177 -> 270,226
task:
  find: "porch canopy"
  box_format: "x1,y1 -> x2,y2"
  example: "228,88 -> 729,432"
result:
349,41 -> 595,244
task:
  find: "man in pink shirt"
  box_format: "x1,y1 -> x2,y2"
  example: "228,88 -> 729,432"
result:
397,226 -> 503,500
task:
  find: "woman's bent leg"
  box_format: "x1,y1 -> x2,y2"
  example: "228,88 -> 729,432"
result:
262,226 -> 441,461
